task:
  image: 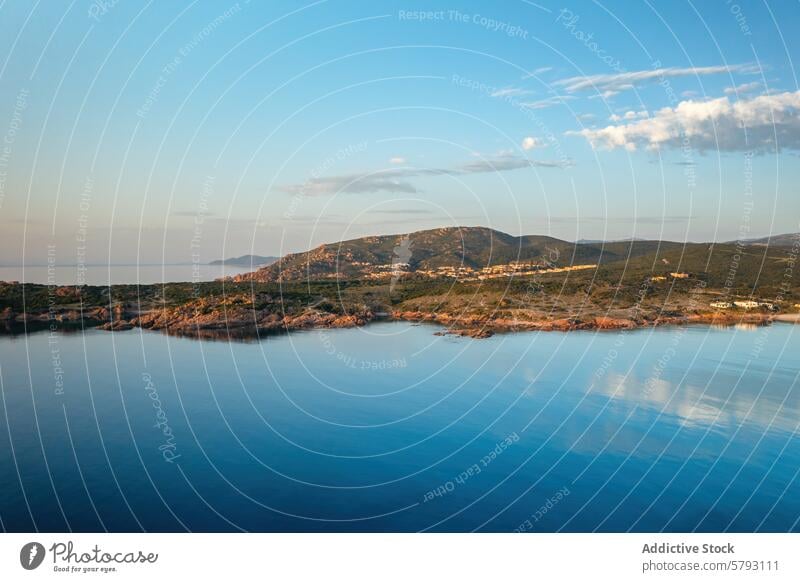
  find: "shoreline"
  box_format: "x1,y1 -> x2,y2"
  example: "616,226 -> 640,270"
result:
392,310 -> 783,338
0,304 -> 788,340
2,279 -> 795,340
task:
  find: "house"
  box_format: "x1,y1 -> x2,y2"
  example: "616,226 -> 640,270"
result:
710,301 -> 732,309
650,276 -> 667,282
733,300 -> 759,309
669,272 -> 690,279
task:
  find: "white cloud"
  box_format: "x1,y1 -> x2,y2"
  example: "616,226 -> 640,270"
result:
587,89 -> 624,100
609,110 -> 649,122
554,64 -> 752,95
520,95 -> 576,110
568,90 -> 800,152
724,81 -> 761,95
491,88 -> 574,109
491,87 -> 534,98
389,157 -> 407,164
522,66 -> 553,78
521,136 -> 543,150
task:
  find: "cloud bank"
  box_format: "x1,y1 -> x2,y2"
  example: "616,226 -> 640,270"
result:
569,90 -> 800,152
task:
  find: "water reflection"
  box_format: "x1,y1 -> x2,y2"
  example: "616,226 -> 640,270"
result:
588,351 -> 800,434
709,322 -> 767,331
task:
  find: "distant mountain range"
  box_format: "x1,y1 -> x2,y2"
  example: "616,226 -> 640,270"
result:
209,255 -> 278,267
733,233 -> 800,247
581,234 -> 800,246
576,237 -> 648,244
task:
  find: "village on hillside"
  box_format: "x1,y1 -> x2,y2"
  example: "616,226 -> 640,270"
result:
362,260 -> 598,282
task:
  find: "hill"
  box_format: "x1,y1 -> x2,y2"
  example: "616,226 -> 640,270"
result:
209,255 -> 278,267
234,226 -> 689,283
735,233 -> 800,247
575,237 -> 648,244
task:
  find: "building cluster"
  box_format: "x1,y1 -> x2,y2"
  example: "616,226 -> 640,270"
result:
710,300 -> 777,310
414,262 -> 597,281
648,272 -> 690,282
361,261 -> 597,281
363,263 -> 409,280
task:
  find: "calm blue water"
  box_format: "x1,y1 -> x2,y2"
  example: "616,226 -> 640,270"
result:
0,322 -> 798,532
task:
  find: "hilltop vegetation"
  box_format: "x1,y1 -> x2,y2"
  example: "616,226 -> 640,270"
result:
235,226 -> 690,283
234,226 -> 796,293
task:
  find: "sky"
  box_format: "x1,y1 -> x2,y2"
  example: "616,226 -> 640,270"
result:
0,0 -> 798,265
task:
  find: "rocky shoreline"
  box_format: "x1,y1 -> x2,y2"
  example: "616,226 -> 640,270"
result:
393,310 -> 779,338
0,303 -> 782,339
0,304 -> 373,334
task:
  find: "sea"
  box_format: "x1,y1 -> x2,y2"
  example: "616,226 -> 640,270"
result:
0,321 -> 798,532
0,264 -> 252,286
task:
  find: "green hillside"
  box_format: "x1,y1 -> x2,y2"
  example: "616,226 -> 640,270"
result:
236,227 -> 693,282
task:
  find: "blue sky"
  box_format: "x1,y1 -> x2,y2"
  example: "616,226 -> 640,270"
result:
0,0 -> 798,264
